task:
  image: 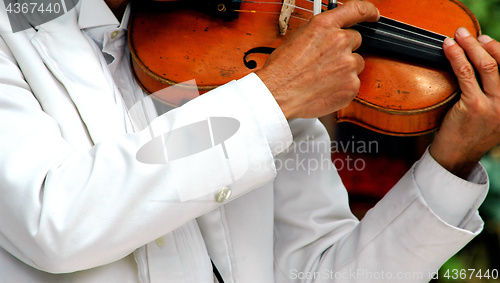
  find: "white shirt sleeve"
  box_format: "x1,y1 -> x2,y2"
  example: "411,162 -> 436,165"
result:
0,62 -> 291,272
415,148 -> 489,227
235,73 -> 293,156
272,121 -> 489,282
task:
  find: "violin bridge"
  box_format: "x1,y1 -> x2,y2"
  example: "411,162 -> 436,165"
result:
279,0 -> 295,35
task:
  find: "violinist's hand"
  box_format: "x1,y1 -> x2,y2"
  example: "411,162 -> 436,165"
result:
255,0 -> 380,120
430,28 -> 500,179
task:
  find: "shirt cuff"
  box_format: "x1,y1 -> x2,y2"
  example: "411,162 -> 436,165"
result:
235,73 -> 293,156
414,148 -> 489,227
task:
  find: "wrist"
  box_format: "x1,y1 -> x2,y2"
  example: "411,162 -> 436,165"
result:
429,142 -> 482,179
255,69 -> 296,120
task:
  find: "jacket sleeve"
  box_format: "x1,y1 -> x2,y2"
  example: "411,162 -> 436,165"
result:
272,118 -> 488,282
0,27 -> 292,274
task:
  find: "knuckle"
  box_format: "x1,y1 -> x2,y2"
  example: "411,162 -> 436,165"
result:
345,74 -> 361,95
490,43 -> 500,60
339,100 -> 350,109
309,14 -> 330,29
467,96 -> 486,112
348,0 -> 368,16
457,63 -> 475,80
344,54 -> 360,69
333,31 -> 350,48
334,75 -> 360,109
353,30 -> 362,45
337,54 -> 362,72
447,47 -> 464,63
357,54 -> 366,72
351,77 -> 361,95
479,58 -> 498,74
353,53 -> 365,67
488,39 -> 500,50
477,102 -> 491,117
336,96 -> 351,109
469,98 -> 481,110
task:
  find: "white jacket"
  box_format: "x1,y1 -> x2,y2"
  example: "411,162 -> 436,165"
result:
0,0 -> 489,282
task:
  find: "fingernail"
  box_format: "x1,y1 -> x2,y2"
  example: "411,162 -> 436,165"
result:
478,35 -> 493,44
444,37 -> 456,46
457,27 -> 471,38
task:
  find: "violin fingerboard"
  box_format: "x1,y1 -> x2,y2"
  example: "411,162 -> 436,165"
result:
352,16 -> 449,69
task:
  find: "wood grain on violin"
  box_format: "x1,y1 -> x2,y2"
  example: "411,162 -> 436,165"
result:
128,0 -> 480,136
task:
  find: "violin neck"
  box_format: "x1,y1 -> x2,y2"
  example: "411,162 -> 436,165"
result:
352,16 -> 448,68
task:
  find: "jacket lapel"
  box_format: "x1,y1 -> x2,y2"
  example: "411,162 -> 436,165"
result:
31,7 -> 126,144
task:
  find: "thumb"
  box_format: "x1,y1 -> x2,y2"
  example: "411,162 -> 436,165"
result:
320,0 -> 380,29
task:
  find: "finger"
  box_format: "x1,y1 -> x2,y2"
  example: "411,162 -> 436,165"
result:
478,35 -> 500,98
352,52 -> 365,74
343,28 -> 363,51
478,35 -> 500,63
455,28 -> 500,96
443,37 -> 483,98
322,0 -> 380,29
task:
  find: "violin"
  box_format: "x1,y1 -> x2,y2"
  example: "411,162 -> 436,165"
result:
128,0 -> 480,136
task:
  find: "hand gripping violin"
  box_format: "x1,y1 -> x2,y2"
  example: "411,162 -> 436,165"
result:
128,0 -> 480,136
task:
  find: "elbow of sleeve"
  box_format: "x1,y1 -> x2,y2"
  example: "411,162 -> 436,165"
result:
29,247 -> 88,274
23,235 -> 103,274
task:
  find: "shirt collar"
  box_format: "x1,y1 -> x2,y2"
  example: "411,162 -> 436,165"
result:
77,0 -> 131,46
77,0 -> 121,30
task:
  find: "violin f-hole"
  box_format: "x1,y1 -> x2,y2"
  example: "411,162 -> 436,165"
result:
243,47 -> 276,69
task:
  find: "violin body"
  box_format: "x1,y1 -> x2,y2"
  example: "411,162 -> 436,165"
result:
129,0 -> 480,136
342,0 -> 479,136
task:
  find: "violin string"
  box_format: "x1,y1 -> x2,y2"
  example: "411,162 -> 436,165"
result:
232,9 -> 310,21
365,26 -> 443,50
355,20 -> 445,48
378,21 -> 445,45
234,2 -> 313,14
232,0 -> 442,47
233,10 -> 309,22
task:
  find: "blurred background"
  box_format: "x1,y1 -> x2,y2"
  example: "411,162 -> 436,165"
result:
332,0 -> 500,281
461,0 -> 500,40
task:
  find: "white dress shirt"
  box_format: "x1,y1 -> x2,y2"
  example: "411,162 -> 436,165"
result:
0,0 -> 488,282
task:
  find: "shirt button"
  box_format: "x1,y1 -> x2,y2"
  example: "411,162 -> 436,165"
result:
215,187 -> 232,203
156,237 -> 165,247
110,30 -> 119,40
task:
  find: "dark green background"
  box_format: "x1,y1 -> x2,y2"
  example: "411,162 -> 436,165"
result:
460,0 -> 500,40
